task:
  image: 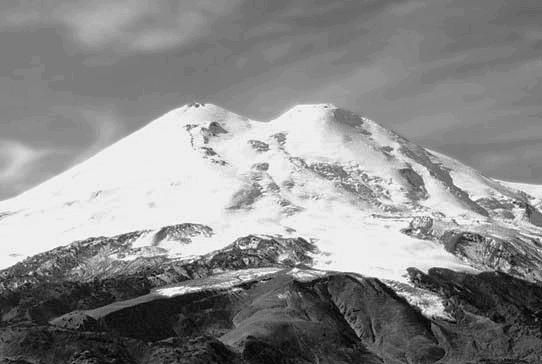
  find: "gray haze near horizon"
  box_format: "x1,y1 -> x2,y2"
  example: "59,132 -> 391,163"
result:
0,0 -> 541,200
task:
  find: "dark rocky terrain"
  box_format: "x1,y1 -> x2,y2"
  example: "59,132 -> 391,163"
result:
2,229 -> 542,363
402,216 -> 542,283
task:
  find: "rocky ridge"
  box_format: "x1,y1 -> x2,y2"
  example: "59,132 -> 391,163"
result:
3,263 -> 542,363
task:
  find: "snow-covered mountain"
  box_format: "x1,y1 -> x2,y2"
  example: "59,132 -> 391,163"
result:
5,102 -> 542,363
1,102 -> 542,283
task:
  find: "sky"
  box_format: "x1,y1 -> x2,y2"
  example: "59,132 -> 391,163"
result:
0,0 -> 541,200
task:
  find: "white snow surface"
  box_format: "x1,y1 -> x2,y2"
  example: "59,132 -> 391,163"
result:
499,180 -> 542,202
82,267 -> 283,319
1,102 -> 542,283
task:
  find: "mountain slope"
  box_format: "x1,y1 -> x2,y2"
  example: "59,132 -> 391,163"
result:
4,266 -> 542,363
1,102 -> 542,282
3,102 -> 542,363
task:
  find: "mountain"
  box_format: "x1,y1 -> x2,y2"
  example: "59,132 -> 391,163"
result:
2,102 -> 542,363
2,102 -> 542,276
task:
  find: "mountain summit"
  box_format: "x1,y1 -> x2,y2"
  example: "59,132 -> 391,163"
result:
3,103 -> 542,363
1,102 -> 542,280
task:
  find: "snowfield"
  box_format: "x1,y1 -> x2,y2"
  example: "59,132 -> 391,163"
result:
1,102 -> 541,283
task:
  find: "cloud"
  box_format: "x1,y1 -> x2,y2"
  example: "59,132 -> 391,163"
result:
469,142 -> 542,182
308,60 -> 392,103
389,0 -> 428,16
0,141 -> 49,184
77,108 -> 126,159
0,0 -> 243,53
47,106 -> 127,164
0,104 -> 127,200
261,41 -> 294,64
0,0 -> 541,189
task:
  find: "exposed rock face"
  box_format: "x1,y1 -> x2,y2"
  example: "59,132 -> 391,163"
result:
250,162 -> 269,172
49,311 -> 98,331
440,231 -> 542,282
325,275 -> 444,364
401,216 -> 434,239
0,211 -> 14,221
398,143 -> 489,217
270,132 -> 287,147
1,270 -> 385,364
227,183 -> 264,210
332,108 -> 365,127
0,324 -> 242,364
152,223 -> 213,245
398,167 -> 428,200
408,267 -> 542,363
475,196 -> 542,224
0,229 -> 151,289
289,158 -> 399,210
401,216 -> 542,284
247,140 -> 269,152
184,119 -> 229,165
0,234 -> 317,325
0,223 -> 222,290
307,162 -> 378,201
525,203 -> 542,227
475,197 -> 516,211
4,266 -> 542,363
219,235 -> 316,267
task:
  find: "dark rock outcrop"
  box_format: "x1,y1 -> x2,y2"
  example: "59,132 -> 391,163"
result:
399,143 -> 489,217
440,231 -> 542,282
247,140 -> 269,153
408,267 -> 542,363
398,167 -> 428,200
0,324 -> 242,364
251,162 -> 269,172
4,264 -> 542,363
152,223 -> 213,245
325,275 -> 444,363
49,311 -> 99,331
401,216 -> 434,239
227,184 -> 264,210
0,229 -> 151,290
0,234 -> 316,325
401,216 -> 542,284
475,197 -> 542,225
525,203 -> 542,227
332,108 -> 365,127
307,162 -> 376,200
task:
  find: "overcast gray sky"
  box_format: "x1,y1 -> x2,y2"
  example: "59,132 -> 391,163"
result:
0,0 -> 541,200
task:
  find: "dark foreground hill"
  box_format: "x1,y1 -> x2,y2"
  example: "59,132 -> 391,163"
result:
2,234 -> 542,363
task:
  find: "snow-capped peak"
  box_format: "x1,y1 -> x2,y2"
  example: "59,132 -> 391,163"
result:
1,103 -> 542,282
177,102 -> 251,129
